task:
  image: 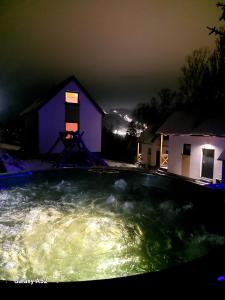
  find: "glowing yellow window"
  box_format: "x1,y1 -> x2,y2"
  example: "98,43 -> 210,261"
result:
65,92 -> 79,103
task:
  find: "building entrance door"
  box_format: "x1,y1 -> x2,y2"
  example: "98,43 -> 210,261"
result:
201,149 -> 214,179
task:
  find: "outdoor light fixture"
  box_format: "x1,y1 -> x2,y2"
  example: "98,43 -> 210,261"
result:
202,143 -> 214,149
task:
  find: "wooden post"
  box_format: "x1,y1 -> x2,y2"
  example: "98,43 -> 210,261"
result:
137,142 -> 140,160
160,134 -> 163,167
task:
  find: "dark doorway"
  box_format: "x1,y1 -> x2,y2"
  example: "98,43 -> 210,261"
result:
201,149 -> 214,179
156,150 -> 160,167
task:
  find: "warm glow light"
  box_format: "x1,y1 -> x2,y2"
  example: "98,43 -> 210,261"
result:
66,123 -> 78,138
202,144 -> 214,149
66,123 -> 78,132
65,92 -> 79,103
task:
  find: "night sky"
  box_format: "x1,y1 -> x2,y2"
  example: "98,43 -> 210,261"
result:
0,0 -> 222,118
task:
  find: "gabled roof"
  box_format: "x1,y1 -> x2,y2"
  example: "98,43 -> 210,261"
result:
20,75 -> 104,116
218,149 -> 225,161
138,129 -> 153,143
138,128 -> 156,144
192,116 -> 225,136
157,111 -> 225,137
157,111 -> 198,135
138,124 -> 162,143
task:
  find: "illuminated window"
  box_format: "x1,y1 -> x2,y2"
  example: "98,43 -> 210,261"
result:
65,92 -> 79,138
65,92 -> 79,103
66,122 -> 78,132
65,122 -> 78,139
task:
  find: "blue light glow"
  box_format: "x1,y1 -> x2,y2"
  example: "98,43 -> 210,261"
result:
217,274 -> 225,281
0,171 -> 33,179
0,171 -> 33,190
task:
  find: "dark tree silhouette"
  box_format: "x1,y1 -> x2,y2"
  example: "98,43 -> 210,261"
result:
132,87 -> 177,131
132,99 -> 159,127
174,2 -> 225,115
207,3 -> 225,36
126,121 -> 137,137
178,48 -> 210,111
207,3 -> 225,111
157,88 -> 176,117
217,2 -> 225,21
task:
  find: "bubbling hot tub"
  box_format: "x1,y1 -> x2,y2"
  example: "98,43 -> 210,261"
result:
0,168 -> 224,285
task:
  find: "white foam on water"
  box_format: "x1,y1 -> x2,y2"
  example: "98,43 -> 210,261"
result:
122,201 -> 134,213
106,195 -> 116,205
114,179 -> 127,191
0,205 -> 144,282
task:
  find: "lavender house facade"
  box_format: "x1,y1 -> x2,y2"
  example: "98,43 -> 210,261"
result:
21,76 -> 104,154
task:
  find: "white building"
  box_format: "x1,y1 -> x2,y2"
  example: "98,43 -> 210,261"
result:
137,128 -> 168,168
157,111 -> 225,183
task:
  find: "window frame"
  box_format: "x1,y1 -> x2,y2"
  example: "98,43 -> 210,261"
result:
182,143 -> 191,156
65,91 -> 79,133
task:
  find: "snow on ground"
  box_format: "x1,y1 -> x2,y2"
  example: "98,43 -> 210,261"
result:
20,160 -> 52,171
104,159 -> 137,168
0,151 -> 52,173
0,151 -> 137,174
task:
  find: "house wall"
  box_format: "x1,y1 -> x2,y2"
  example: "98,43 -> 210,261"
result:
38,80 -> 102,154
79,89 -> 102,153
168,135 -> 225,181
141,137 -> 168,167
141,143 -> 150,166
222,162 -> 225,182
150,140 -> 160,166
23,112 -> 38,153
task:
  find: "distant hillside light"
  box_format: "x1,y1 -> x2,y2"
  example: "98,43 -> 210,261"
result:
113,129 -> 126,137
124,115 -> 132,122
